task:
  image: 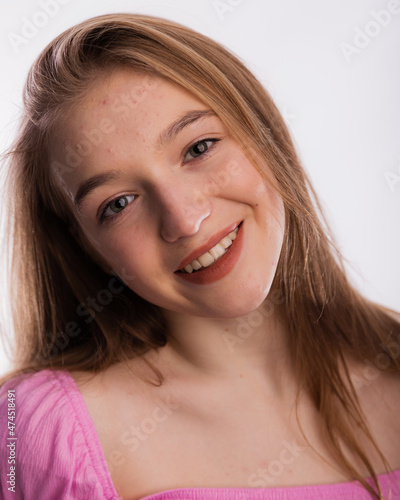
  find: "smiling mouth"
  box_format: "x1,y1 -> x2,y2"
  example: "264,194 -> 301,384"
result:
176,223 -> 241,274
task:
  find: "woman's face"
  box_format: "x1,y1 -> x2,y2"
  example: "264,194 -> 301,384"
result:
50,69 -> 285,319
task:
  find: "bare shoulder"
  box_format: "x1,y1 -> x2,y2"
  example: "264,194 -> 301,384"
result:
70,360 -> 149,412
70,354 -> 155,393
360,370 -> 400,470
69,355 -> 169,433
344,333 -> 400,471
344,306 -> 400,400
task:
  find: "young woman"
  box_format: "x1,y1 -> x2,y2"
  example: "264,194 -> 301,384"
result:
0,13 -> 399,500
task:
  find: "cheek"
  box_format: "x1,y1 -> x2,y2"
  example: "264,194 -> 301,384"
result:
226,159 -> 273,206
264,185 -> 285,227
235,160 -> 285,225
72,220 -> 139,277
99,235 -> 145,272
68,219 -> 116,273
95,230 -> 162,289
191,146 -> 262,197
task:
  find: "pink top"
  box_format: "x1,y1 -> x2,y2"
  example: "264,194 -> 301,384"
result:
0,369 -> 399,500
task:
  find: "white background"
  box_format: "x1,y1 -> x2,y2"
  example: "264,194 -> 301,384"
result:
1,0 -> 399,376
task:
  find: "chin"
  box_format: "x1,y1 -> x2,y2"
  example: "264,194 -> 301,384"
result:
211,280 -> 275,319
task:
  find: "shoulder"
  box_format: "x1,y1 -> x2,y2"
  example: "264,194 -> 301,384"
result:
0,368 -> 75,414
0,369 -> 85,443
344,346 -> 400,472
0,369 -> 120,499
0,369 -> 71,445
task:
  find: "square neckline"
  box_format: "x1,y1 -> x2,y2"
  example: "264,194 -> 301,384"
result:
57,369 -> 400,500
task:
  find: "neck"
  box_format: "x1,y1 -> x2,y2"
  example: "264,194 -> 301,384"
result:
156,299 -> 296,400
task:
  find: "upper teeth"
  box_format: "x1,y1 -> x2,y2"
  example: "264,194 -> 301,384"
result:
181,227 -> 239,273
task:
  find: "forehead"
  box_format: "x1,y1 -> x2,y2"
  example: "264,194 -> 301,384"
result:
48,69 -> 210,192
56,69 -> 206,144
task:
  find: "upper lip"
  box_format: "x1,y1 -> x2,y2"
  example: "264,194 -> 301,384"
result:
174,220 -> 242,272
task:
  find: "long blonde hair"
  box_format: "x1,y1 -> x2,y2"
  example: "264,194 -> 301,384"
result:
1,13 -> 399,499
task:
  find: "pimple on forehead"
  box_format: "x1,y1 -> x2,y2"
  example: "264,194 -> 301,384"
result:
96,75 -> 157,103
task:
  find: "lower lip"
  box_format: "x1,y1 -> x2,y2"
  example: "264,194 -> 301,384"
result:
175,221 -> 244,285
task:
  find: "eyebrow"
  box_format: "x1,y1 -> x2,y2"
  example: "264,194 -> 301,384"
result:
156,109 -> 216,150
73,109 -> 217,212
74,170 -> 122,212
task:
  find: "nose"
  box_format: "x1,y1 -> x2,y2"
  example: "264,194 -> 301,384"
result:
153,177 -> 212,242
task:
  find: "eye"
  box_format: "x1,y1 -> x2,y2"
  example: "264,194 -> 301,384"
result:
100,194 -> 135,222
184,138 -> 219,162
